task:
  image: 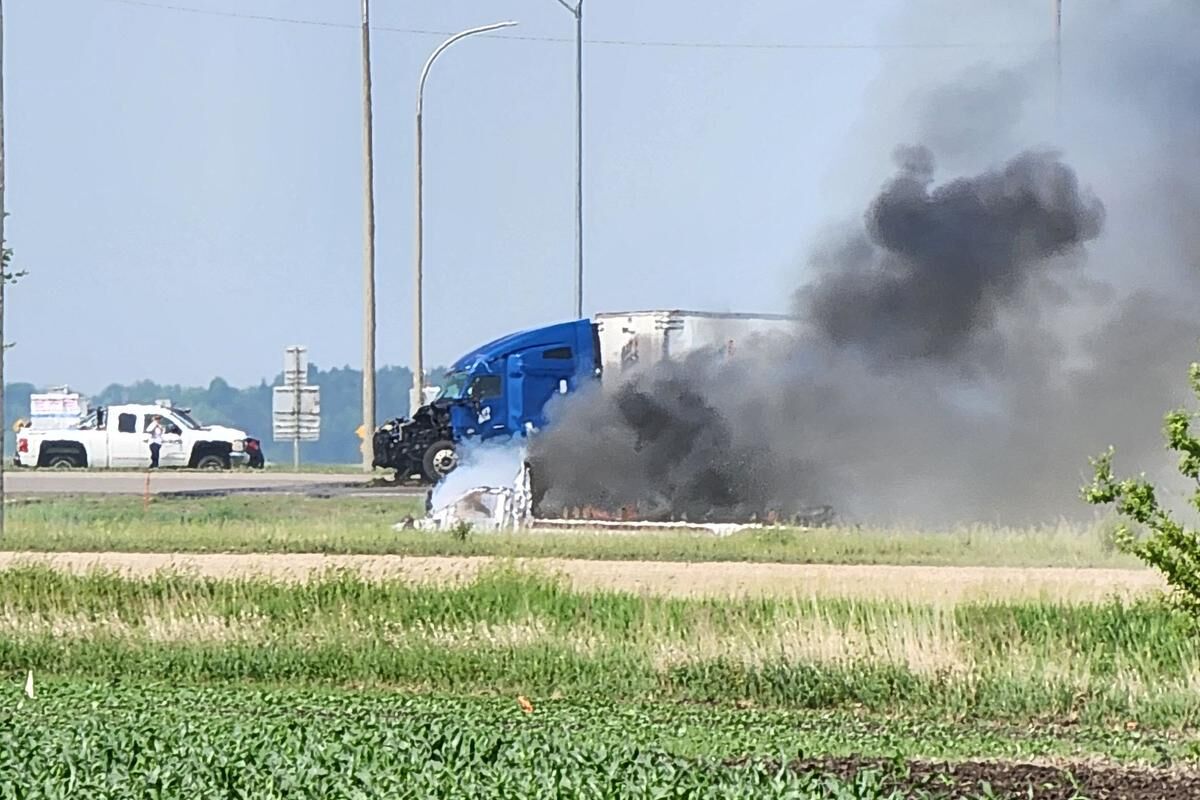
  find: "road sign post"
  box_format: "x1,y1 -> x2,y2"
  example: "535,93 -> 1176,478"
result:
273,346 -> 320,470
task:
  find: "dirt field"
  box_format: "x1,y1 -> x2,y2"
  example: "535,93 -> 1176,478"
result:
0,551 -> 1162,602
765,757 -> 1200,800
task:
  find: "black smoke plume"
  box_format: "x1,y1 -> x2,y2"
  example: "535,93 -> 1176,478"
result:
803,147 -> 1103,368
527,0 -> 1200,526
530,346 -> 824,522
530,150 -> 1105,523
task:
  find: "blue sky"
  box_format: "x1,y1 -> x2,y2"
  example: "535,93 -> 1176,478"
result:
6,0 -> 1049,393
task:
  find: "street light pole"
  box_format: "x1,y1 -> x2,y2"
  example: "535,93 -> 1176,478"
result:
553,0 -> 584,319
359,0 -> 377,472
411,21 -> 518,413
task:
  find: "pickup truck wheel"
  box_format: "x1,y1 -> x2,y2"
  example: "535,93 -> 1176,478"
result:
196,454 -> 228,471
47,454 -> 82,470
422,441 -> 458,482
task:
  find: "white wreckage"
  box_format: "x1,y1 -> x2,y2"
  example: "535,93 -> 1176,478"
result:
410,462 -> 534,532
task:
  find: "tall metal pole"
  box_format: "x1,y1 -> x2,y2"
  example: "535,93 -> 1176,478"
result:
412,21 -> 518,413
0,0 -> 7,538
554,0 -> 584,319
359,0 -> 377,472
1053,0 -> 1062,128
292,351 -> 300,472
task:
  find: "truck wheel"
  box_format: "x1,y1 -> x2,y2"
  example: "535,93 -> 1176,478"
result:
421,441 -> 458,482
47,454 -> 82,470
196,454 -> 228,471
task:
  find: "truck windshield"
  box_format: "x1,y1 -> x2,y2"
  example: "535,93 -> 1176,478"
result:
436,373 -> 468,400
169,409 -> 202,430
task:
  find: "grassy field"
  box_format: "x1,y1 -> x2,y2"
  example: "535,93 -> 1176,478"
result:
0,565 -> 1188,726
1,496 -> 1186,797
4,683 -> 1196,799
0,565 -> 1195,797
3,494 -> 1142,568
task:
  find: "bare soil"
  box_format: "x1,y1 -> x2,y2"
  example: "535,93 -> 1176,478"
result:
0,551 -> 1161,601
767,756 -> 1200,799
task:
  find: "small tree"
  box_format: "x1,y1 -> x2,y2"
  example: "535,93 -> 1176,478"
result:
1084,361 -> 1200,611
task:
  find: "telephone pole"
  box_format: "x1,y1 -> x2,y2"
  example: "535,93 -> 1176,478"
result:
0,0 -> 8,538
359,0 -> 377,471
1053,0 -> 1062,127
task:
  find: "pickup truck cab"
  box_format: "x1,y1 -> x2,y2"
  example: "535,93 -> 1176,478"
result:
15,403 -> 264,470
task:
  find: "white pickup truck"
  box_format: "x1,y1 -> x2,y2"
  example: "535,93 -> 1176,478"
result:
14,403 -> 264,470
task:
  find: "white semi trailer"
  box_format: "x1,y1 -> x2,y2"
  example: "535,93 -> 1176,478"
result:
593,309 -> 798,385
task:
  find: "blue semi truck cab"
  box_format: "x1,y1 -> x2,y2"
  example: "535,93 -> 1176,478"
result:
372,319 -> 601,481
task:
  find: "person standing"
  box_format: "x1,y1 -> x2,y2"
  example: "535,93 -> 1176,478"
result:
146,414 -> 165,469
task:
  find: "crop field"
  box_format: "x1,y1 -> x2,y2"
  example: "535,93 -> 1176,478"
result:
0,562 -> 1197,798
0,496 -> 1190,797
5,683 -> 1199,799
2,494 -> 1143,568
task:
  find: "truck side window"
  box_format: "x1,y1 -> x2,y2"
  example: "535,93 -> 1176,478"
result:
468,375 -> 502,401
117,413 -> 137,434
543,347 -> 572,360
145,415 -> 181,434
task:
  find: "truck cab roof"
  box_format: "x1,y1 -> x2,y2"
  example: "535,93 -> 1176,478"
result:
449,319 -> 592,373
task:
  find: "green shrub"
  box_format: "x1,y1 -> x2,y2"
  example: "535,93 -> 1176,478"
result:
1086,360 -> 1200,611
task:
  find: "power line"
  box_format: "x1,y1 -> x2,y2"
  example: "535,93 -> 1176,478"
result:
102,0 -> 1046,52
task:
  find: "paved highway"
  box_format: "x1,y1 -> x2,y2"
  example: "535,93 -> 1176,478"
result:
3,471 -> 425,497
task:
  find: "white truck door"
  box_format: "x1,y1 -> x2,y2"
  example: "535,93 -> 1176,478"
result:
108,410 -> 151,468
149,413 -> 188,467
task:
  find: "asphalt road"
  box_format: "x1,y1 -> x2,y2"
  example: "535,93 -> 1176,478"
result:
3,471 -> 426,497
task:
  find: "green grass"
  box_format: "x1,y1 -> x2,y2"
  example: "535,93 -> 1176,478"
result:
1,565 -> 1193,797
0,682 -> 1190,798
0,566 -> 1189,727
3,495 -> 1141,568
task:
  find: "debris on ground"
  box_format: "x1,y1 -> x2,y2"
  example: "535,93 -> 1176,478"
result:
402,459 -> 835,535
529,517 -> 763,537
403,462 -> 532,532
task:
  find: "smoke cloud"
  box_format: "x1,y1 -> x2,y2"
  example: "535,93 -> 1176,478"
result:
803,146 -> 1103,368
527,0 -> 1200,526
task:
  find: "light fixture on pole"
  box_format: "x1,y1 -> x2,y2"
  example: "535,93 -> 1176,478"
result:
411,21 -> 518,413
552,0 -> 584,319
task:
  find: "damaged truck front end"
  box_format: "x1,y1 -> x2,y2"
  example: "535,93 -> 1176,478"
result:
372,400 -> 459,483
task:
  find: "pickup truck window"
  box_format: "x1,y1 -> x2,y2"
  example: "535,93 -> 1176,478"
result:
117,413 -> 137,434
543,347 -> 573,360
145,415 -> 181,435
468,375 -> 502,401
171,409 -> 202,430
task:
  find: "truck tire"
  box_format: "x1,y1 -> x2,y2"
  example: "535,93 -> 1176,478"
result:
421,440 -> 458,483
195,454 -> 228,471
47,454 -> 83,470
39,443 -> 86,470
